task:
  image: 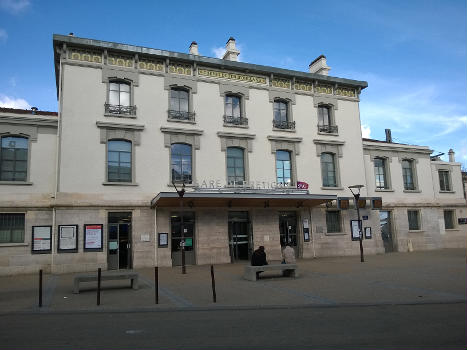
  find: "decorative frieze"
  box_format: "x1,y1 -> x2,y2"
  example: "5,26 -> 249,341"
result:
68,48 -> 102,63
294,81 -> 313,92
198,68 -> 267,84
169,64 -> 192,76
138,58 -> 164,72
272,78 -> 291,89
315,83 -> 333,95
335,86 -> 356,97
108,54 -> 134,68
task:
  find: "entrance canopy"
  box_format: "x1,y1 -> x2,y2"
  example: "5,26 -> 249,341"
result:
151,190 -> 336,208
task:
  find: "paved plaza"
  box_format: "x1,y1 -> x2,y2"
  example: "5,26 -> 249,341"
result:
0,249 -> 465,313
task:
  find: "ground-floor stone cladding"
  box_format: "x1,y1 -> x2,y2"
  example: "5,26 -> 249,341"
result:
155,208 -> 172,267
195,208 -> 230,265
0,209 -> 53,276
391,205 -> 467,252
250,208 -> 282,262
131,208 -> 156,269
309,206 -> 384,258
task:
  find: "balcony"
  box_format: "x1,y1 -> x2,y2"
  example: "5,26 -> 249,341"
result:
273,120 -> 295,130
168,110 -> 196,122
223,115 -> 248,126
105,103 -> 136,116
317,124 -> 338,134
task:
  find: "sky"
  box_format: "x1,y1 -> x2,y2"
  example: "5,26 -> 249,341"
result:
0,0 -> 466,167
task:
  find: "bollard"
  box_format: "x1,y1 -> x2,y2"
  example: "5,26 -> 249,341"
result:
38,269 -> 43,308
155,266 -> 159,304
97,268 -> 101,306
210,264 -> 217,303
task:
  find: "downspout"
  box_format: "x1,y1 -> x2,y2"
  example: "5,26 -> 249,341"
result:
309,207 -> 315,258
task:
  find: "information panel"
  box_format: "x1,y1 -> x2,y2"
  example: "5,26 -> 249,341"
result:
84,224 -> 103,251
58,225 -> 78,252
350,220 -> 362,241
32,226 -> 52,254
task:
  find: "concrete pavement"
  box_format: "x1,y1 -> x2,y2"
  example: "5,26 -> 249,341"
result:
0,249 -> 465,314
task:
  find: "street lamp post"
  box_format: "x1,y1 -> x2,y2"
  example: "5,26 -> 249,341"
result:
172,181 -> 186,274
349,185 -> 364,263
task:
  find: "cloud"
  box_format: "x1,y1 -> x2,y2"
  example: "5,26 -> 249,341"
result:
361,124 -> 371,138
0,0 -> 30,14
0,94 -> 31,109
212,47 -> 225,59
0,28 -> 7,43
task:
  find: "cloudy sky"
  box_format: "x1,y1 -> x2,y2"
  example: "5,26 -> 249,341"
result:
0,0 -> 465,167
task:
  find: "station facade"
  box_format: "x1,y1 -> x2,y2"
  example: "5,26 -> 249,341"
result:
0,34 -> 465,275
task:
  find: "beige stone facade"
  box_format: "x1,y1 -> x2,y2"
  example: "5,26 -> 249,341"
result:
0,35 -> 465,276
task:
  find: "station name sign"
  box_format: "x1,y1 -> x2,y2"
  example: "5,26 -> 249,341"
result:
193,179 -> 309,190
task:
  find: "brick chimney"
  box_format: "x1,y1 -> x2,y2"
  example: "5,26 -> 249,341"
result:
222,37 -> 240,61
309,55 -> 331,75
189,41 -> 199,55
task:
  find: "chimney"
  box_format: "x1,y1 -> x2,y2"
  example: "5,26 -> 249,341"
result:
448,149 -> 455,162
222,37 -> 240,61
31,107 -> 38,115
385,129 -> 392,143
189,41 -> 199,55
309,55 -> 331,75
68,32 -> 74,36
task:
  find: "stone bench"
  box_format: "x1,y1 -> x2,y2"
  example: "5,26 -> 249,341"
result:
73,270 -> 139,294
243,264 -> 298,281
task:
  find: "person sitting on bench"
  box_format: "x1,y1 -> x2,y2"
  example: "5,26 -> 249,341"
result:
251,246 -> 268,279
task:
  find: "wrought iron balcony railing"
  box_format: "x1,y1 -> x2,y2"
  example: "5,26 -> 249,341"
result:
317,124 -> 338,133
273,120 -> 296,130
223,115 -> 248,126
168,110 -> 196,122
105,103 -> 136,115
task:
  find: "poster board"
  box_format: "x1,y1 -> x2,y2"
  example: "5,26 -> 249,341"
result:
32,226 -> 52,254
58,225 -> 78,253
364,227 -> 372,239
303,219 -> 310,242
158,232 -> 168,248
350,220 -> 362,241
84,224 -> 103,251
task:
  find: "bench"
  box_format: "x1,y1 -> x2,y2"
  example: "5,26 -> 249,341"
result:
243,264 -> 298,281
73,270 -> 139,294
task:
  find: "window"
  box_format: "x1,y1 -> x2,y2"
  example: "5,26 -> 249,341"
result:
171,143 -> 192,183
107,140 -> 132,182
0,213 -> 25,243
169,88 -> 193,121
0,136 -> 28,181
227,147 -> 245,185
374,158 -> 388,189
224,95 -> 247,126
273,100 -> 294,129
407,210 -> 420,230
326,211 -> 341,233
444,210 -> 455,229
321,153 -> 337,187
439,170 -> 451,191
317,105 -> 337,133
106,81 -> 135,115
402,160 -> 415,190
276,150 -> 292,185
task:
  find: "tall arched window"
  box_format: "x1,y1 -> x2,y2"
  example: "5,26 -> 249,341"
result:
171,143 -> 192,183
227,147 -> 245,185
0,136 -> 28,181
107,140 -> 132,182
276,150 -> 291,185
321,153 -> 337,187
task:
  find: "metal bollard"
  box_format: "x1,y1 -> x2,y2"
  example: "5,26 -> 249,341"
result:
210,265 -> 217,303
38,269 -> 43,307
155,266 -> 159,304
97,268 -> 101,306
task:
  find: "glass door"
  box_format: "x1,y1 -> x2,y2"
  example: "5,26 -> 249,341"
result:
108,212 -> 132,270
380,211 -> 394,252
171,212 -> 195,266
228,211 -> 251,262
279,211 -> 298,257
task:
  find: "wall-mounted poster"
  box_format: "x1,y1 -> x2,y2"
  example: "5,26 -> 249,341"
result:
350,220 -> 362,241
158,233 -> 168,248
32,226 -> 52,254
303,219 -> 310,242
58,225 -> 78,253
84,224 -> 103,251
364,227 -> 372,239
